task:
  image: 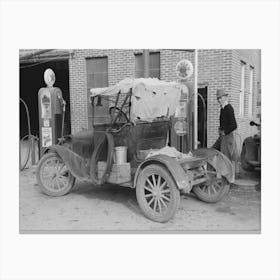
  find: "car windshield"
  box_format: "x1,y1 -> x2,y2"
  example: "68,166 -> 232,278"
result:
90,89 -> 133,126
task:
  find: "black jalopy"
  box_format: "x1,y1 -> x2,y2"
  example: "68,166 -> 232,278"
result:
36,78 -> 234,223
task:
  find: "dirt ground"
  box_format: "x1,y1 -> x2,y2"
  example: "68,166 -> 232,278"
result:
19,166 -> 261,233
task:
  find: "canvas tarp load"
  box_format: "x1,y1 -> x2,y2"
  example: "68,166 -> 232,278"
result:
90,78 -> 189,122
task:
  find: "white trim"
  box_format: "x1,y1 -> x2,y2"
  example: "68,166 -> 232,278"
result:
248,66 -> 254,116
239,62 -> 245,116
194,49 -> 198,149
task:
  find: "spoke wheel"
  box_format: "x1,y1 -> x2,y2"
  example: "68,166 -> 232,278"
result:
136,164 -> 180,223
36,153 -> 75,196
192,163 -> 229,203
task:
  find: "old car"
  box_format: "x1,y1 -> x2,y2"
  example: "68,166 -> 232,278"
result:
36,78 -> 234,223
241,121 -> 261,171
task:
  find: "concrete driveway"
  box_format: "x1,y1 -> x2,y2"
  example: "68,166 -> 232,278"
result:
19,166 -> 261,233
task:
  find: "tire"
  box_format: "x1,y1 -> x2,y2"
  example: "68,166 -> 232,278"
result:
240,144 -> 254,171
192,163 -> 230,203
255,183 -> 261,192
36,152 -> 75,196
136,164 -> 180,223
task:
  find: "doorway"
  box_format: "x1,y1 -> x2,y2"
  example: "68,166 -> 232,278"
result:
198,86 -> 207,148
20,59 -> 71,139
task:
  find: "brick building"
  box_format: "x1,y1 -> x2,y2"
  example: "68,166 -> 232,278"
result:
20,49 -> 261,150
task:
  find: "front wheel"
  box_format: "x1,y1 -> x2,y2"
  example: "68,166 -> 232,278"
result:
36,152 -> 75,196
136,164 -> 180,223
192,163 -> 230,203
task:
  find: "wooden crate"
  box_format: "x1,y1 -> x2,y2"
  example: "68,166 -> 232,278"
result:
98,161 -> 131,184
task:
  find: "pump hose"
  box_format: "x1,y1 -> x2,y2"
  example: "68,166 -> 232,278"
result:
197,93 -> 207,147
60,101 -> 66,141
20,98 -> 39,171
89,132 -> 114,185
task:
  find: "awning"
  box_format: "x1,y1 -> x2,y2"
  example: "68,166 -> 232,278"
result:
20,49 -> 73,63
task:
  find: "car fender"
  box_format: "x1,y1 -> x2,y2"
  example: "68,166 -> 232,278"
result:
48,144 -> 89,179
191,148 -> 235,183
133,154 -> 192,192
242,136 -> 259,161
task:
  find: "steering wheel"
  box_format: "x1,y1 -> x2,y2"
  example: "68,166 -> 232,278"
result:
109,107 -> 129,124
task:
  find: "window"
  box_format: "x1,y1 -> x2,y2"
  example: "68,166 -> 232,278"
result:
135,52 -> 160,79
248,66 -> 254,116
239,61 -> 246,116
86,57 -> 108,89
86,57 -> 109,125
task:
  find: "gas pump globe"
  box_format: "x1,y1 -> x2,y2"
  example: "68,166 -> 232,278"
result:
38,68 -> 65,157
175,59 -> 194,81
44,68 -> 56,87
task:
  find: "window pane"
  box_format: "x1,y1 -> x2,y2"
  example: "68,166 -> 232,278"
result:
86,57 -> 109,127
135,52 -> 160,79
240,62 -> 245,116
135,70 -> 144,78
135,54 -> 144,70
87,74 -> 95,88
149,52 -> 160,69
87,57 -> 108,73
92,73 -> 108,88
149,69 -> 160,78
248,67 -> 254,116
86,57 -> 108,88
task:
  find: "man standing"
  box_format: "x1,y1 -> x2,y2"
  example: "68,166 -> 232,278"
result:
212,89 -> 237,161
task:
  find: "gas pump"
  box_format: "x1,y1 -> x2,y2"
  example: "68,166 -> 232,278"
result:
173,59 -> 194,152
38,68 -> 66,157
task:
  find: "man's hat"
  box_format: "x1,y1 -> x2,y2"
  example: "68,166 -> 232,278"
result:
216,88 -> 228,98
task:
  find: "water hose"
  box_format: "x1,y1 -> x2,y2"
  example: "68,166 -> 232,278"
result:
58,97 -> 66,143
61,104 -> 65,140
20,98 -> 39,170
20,98 -> 31,136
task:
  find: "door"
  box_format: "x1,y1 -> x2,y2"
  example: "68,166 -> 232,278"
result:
198,87 -> 207,148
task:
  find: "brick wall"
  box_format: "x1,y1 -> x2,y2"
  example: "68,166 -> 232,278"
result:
68,49 -> 261,150
197,49 -> 232,146
69,49 -> 136,133
69,49 -> 194,133
230,49 -> 260,148
160,49 -> 195,82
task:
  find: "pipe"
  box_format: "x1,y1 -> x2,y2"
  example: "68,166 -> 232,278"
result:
20,50 -> 74,65
143,49 -> 149,78
193,49 -> 198,149
20,49 -> 54,60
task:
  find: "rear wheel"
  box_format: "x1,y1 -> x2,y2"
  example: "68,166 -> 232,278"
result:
192,163 -> 230,203
136,164 -> 180,223
36,152 -> 75,196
